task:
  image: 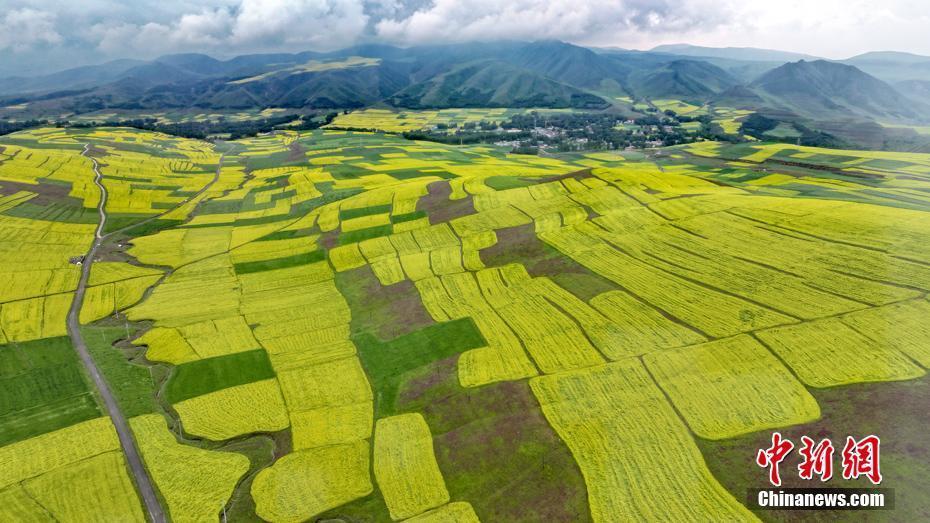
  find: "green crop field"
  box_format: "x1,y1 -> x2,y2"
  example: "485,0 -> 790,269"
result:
1,125 -> 929,522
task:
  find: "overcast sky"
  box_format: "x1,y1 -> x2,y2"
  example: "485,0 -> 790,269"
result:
1,0 -> 929,76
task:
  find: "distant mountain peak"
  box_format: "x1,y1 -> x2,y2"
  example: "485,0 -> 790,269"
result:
628,58 -> 739,100
749,59 -> 920,121
2,40 -> 929,128
650,44 -> 821,63
846,51 -> 930,63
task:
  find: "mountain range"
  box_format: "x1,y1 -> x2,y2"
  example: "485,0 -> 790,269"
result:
650,44 -> 820,63
2,40 -> 929,147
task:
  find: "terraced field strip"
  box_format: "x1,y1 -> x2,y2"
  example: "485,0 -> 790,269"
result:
374,413 -> 450,520
103,152 -> 226,239
644,335 -> 821,439
129,414 -> 249,522
530,359 -> 755,521
252,440 -> 373,522
539,227 -> 792,338
65,145 -> 165,522
756,317 -> 926,387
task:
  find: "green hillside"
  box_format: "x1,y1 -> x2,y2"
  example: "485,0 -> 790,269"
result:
628,59 -> 740,101
749,59 -> 923,120
388,61 -> 609,109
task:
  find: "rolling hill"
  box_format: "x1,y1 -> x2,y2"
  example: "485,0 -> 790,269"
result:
0,43 -> 619,113
651,44 -> 820,63
388,60 -> 608,109
202,58 -> 411,109
842,51 -> 930,83
504,40 -> 630,92
896,79 -> 930,106
0,59 -> 146,96
626,60 -> 739,101
2,40 -> 930,131
747,59 -> 921,121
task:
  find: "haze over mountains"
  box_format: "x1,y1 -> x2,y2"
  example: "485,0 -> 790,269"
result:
649,44 -> 821,64
2,40 -> 929,147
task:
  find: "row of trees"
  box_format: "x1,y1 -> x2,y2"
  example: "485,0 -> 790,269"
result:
65,112 -> 338,140
1,112 -> 340,140
0,119 -> 50,136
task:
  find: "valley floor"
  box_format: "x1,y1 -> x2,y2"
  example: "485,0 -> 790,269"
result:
0,127 -> 927,522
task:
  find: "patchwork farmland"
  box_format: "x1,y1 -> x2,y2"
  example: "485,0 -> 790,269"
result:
1,125 -> 929,522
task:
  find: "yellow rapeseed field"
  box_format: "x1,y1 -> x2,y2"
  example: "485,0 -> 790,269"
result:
374,413 -> 450,520
644,335 -> 821,439
291,402 -> 373,451
756,317 -> 925,387
174,378 -> 290,440
0,484 -> 53,521
531,360 -> 755,521
131,414 -> 249,522
840,299 -> 930,366
0,417 -> 119,489
252,441 -> 373,522
23,452 -> 145,522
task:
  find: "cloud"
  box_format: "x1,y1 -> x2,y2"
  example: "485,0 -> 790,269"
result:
0,8 -> 62,52
87,0 -> 369,57
3,0 -> 930,76
231,0 -> 368,48
374,0 -> 730,46
90,8 -> 235,54
174,8 -> 237,46
0,0 -> 742,59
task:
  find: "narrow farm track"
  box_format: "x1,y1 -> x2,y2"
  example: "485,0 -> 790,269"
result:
66,144 -> 167,523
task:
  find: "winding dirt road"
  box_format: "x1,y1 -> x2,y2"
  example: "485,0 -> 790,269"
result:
65,142 -> 225,521
68,144 -> 167,522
